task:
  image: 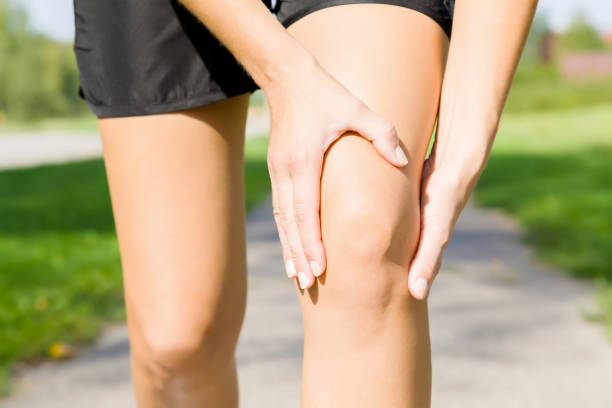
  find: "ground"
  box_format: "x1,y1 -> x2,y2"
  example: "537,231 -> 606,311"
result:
1,104 -> 611,406
2,197 -> 611,408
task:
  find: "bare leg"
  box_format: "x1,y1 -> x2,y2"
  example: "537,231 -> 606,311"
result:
286,5 -> 448,407
98,94 -> 250,407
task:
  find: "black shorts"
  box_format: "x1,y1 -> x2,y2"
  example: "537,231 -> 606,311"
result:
73,0 -> 454,118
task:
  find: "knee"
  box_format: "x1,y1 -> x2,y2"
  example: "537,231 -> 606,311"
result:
327,196 -> 416,267
135,308 -> 242,385
320,178 -> 420,309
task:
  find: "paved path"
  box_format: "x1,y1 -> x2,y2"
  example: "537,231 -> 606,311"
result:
3,195 -> 611,407
0,131 -> 102,170
0,108 -> 270,170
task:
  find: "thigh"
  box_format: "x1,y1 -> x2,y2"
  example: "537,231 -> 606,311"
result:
287,2 -> 447,298
97,94 -> 250,353
287,3 -> 447,169
287,3 -> 447,302
286,5 -> 447,406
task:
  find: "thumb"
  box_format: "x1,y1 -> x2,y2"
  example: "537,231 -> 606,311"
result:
408,223 -> 450,300
349,108 -> 409,167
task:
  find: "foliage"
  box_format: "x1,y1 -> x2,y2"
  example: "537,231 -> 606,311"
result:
506,65 -> 612,113
0,115 -> 98,132
0,136 -> 271,396
475,104 -> 612,335
0,0 -> 87,122
558,12 -> 608,52
521,13 -> 553,63
504,11 -> 612,114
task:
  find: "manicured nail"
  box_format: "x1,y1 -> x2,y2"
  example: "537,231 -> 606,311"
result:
414,277 -> 429,299
395,145 -> 409,165
310,260 -> 323,277
297,272 -> 309,289
285,260 -> 297,278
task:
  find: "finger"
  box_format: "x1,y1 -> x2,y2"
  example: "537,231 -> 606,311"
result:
290,154 -> 327,278
407,223 -> 451,300
275,167 -> 315,290
268,160 -> 295,278
349,106 -> 409,167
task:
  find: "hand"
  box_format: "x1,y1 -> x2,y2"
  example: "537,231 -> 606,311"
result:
407,139 -> 470,300
265,58 -> 409,290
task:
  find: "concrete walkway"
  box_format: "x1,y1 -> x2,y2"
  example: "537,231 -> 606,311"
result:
1,123 -> 611,407
0,107 -> 270,170
3,197 -> 612,407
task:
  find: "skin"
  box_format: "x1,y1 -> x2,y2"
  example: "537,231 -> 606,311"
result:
96,0 -> 537,407
180,0 -> 409,289
407,0 -> 539,298
98,96 -> 250,407
178,0 -> 538,296
286,6 -> 446,406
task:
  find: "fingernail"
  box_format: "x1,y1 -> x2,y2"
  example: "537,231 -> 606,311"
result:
285,260 -> 297,278
395,145 -> 409,165
414,277 -> 429,299
310,260 -> 323,277
297,272 -> 309,289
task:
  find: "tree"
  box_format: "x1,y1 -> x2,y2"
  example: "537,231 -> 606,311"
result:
559,12 -> 606,52
0,0 -> 87,121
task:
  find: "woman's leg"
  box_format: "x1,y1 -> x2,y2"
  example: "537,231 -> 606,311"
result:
97,94 -> 251,407
286,5 -> 448,407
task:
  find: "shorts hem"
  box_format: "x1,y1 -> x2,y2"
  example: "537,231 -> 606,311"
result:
83,88 -> 259,118
278,0 -> 452,39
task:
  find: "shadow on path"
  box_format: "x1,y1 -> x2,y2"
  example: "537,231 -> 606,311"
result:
3,198 -> 612,408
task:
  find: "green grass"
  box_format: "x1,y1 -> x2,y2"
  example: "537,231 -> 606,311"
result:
0,136 -> 270,396
505,79 -> 612,113
504,62 -> 612,114
474,104 -> 612,335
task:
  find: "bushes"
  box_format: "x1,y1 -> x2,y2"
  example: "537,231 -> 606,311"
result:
506,71 -> 612,113
0,1 -> 87,122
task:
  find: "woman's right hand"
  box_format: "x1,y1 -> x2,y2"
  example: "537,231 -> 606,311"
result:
263,57 -> 410,289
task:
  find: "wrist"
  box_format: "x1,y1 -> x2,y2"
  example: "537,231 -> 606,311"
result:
429,132 -> 494,205
433,118 -> 498,175
258,41 -> 318,97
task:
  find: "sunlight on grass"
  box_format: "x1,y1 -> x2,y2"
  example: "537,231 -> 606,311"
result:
0,136 -> 271,395
475,103 -> 612,336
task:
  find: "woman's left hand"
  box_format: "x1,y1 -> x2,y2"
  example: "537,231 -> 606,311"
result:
406,148 -> 470,300
405,0 -> 538,299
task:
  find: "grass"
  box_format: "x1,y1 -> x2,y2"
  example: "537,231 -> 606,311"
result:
474,104 -> 612,335
505,79 -> 612,113
504,62 -> 612,114
1,75 -> 611,394
0,135 -> 270,396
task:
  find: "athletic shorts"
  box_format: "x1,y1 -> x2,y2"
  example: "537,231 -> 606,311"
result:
73,0 -> 454,118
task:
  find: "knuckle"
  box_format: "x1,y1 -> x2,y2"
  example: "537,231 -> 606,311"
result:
268,149 -> 314,173
429,223 -> 453,248
349,100 -> 368,119
294,203 -> 314,225
287,149 -> 310,172
440,229 -> 453,248
274,210 -> 293,227
300,242 -> 318,257
267,150 -> 285,171
327,120 -> 348,136
381,120 -> 397,139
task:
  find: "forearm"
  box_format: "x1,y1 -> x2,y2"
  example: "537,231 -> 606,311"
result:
434,0 -> 538,191
179,0 -> 315,94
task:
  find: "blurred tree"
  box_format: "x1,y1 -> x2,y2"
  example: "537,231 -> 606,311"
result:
559,12 -> 607,51
0,0 -> 86,122
522,13 -> 552,63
